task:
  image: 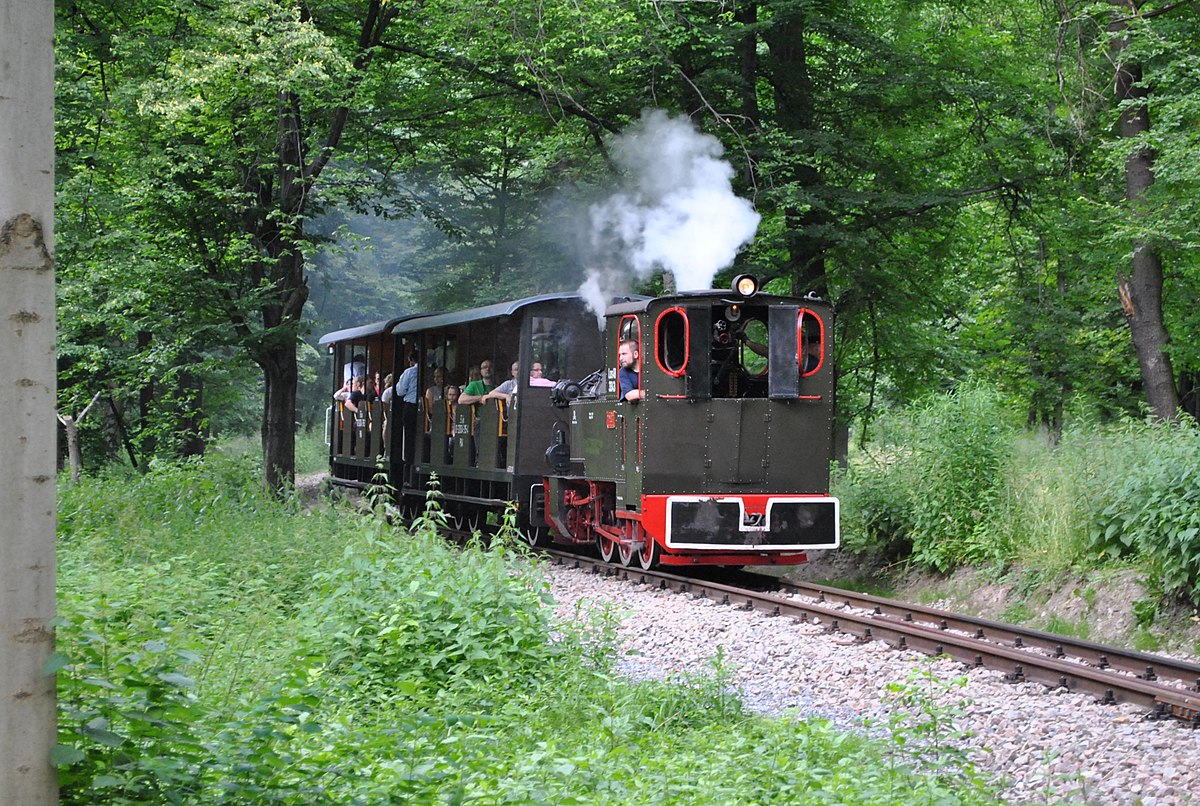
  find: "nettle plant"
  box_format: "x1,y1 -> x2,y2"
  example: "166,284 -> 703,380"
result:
1085,419 -> 1200,603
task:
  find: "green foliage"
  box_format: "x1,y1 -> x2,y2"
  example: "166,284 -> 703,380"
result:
834,455 -> 915,562
1082,418 -> 1200,601
838,382 -> 1019,572
878,665 -> 988,793
299,519 -> 561,699
839,392 -> 1200,609
55,452 -> 1002,804
53,612 -> 207,801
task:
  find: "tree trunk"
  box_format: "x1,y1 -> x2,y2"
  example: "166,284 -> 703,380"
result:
107,393 -> 141,470
260,347 -> 299,493
57,392 -> 101,484
0,0 -> 58,800
1110,0 -> 1178,419
136,329 -> 156,454
64,422 -> 82,482
176,369 -> 206,457
761,7 -> 830,297
1179,371 -> 1200,420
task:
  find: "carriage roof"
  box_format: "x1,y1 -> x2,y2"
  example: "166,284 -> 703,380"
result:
317,313 -> 429,346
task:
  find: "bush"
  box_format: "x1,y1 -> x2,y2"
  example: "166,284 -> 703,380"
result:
834,453 -> 915,562
1083,417 -> 1200,602
840,382 -> 1018,571
299,518 -> 563,699
55,454 -> 1002,804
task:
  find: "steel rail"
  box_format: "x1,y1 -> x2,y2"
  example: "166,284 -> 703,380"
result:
545,551 -> 1200,724
774,579 -> 1200,694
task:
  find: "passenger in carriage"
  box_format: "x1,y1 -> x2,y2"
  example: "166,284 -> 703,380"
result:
393,350 -> 420,466
443,384 -> 461,460
482,361 -> 521,405
529,361 -> 556,387
424,366 -> 446,414
342,353 -> 366,384
485,360 -> 557,407
343,376 -> 368,413
337,376 -> 370,455
458,360 -> 495,405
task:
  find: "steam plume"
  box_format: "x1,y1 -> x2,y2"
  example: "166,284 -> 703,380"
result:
578,109 -> 760,325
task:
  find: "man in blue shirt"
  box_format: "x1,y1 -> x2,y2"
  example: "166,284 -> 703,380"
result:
617,340 -> 642,401
394,351 -> 420,404
392,350 -> 420,469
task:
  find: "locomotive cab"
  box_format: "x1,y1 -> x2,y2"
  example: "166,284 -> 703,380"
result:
561,277 -> 840,567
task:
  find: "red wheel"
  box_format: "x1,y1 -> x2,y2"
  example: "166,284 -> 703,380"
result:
597,533 -> 616,563
617,540 -> 634,567
637,533 -> 661,570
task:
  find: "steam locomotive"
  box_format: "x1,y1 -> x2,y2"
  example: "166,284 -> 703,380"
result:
320,276 -> 839,568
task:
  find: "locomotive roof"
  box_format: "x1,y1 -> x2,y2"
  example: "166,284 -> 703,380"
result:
605,289 -> 823,316
317,312 -> 431,345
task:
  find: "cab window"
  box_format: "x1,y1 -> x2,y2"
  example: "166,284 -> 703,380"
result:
799,310 -> 825,376
654,307 -> 688,376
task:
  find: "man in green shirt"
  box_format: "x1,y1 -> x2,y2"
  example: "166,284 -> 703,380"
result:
458,359 -> 495,405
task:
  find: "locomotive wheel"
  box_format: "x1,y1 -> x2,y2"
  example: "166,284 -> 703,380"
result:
597,533 -> 617,563
616,540 -> 635,567
636,535 -> 661,570
523,526 -> 551,548
465,508 -> 485,535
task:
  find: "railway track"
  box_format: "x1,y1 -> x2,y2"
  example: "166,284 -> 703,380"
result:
543,548 -> 1200,725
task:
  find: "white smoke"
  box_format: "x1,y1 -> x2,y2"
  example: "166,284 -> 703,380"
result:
577,109 -> 760,326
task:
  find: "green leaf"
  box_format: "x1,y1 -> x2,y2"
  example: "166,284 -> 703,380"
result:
50,744 -> 86,766
157,672 -> 196,688
44,651 -> 72,674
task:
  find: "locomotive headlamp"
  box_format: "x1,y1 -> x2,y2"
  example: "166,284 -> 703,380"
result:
725,304 -> 742,322
732,274 -> 759,297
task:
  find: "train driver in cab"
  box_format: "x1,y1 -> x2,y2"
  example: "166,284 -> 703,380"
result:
618,340 -> 642,401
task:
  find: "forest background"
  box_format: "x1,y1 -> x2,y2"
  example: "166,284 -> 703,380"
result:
54,0 -> 1200,586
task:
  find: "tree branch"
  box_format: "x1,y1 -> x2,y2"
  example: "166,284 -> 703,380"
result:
376,40 -> 622,135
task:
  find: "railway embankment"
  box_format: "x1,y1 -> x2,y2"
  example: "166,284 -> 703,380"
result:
789,550 -> 1200,669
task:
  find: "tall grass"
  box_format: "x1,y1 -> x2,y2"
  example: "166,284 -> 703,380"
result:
56,454 -> 1001,804
837,381 -> 1019,572
836,385 -> 1200,605
195,428 -> 330,476
988,434 -> 1093,571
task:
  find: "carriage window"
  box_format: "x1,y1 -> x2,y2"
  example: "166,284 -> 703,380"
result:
654,308 -> 688,376
741,319 -> 768,376
799,310 -> 825,376
530,316 -> 566,381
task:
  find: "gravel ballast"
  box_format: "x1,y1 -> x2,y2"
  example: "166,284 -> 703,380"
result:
544,561 -> 1200,805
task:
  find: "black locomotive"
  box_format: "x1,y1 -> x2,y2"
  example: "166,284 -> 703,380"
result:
320,276 -> 839,568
